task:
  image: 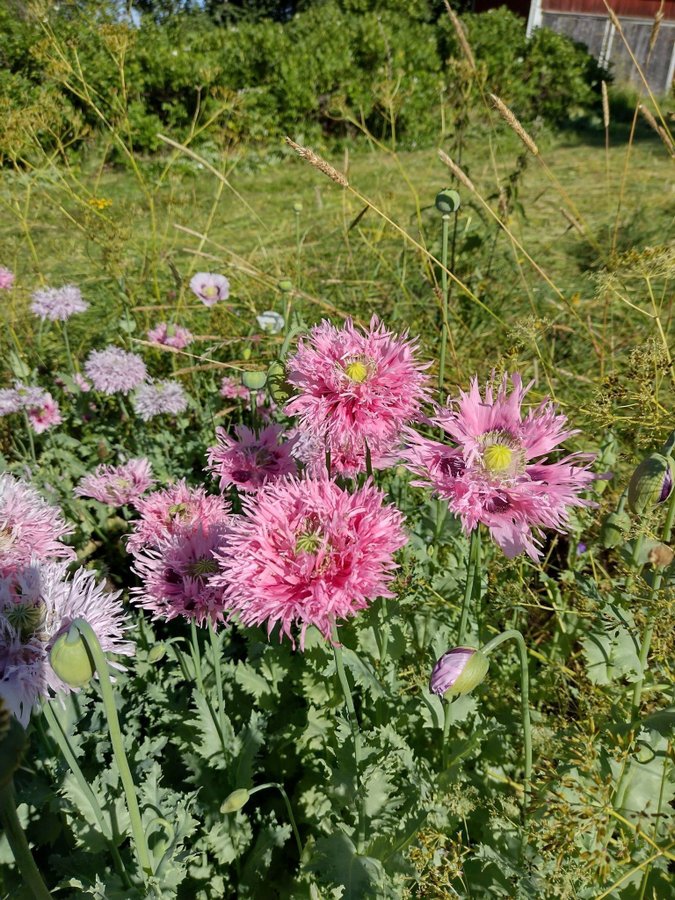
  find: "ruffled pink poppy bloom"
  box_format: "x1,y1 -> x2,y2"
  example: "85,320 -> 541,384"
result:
0,267 -> 15,290
219,376 -> 249,401
147,322 -> 194,350
207,424 -> 297,492
126,480 -> 230,555
403,373 -> 597,560
132,522 -> 229,627
0,475 -> 74,576
285,316 -> 430,476
189,272 -> 230,307
26,393 -> 62,434
212,475 -> 406,647
0,561 -> 133,725
75,458 -> 154,506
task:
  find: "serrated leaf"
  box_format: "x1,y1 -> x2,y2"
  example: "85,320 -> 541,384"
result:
307,831 -> 386,899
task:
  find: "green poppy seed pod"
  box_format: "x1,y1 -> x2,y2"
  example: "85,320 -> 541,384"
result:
599,510 -> 631,549
430,647 -> 489,698
627,453 -> 674,515
50,624 -> 94,688
292,201 -> 303,213
220,788 -> 250,814
278,279 -> 293,293
435,189 -> 461,215
241,370 -> 267,392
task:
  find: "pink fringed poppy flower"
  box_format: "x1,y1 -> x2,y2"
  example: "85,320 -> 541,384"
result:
285,316 -> 430,476
147,322 -> 194,350
26,392 -> 62,434
0,267 -> 15,290
212,476 -> 407,647
0,475 -> 74,576
189,272 -> 230,307
75,458 -> 154,506
403,373 -> 596,560
220,376 -> 249,401
127,480 -> 230,555
207,424 -> 297,492
132,522 -> 229,627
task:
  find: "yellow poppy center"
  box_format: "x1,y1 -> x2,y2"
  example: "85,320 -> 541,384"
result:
344,361 -> 369,383
483,444 -> 514,474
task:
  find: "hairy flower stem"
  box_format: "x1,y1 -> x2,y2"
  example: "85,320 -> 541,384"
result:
438,212 -> 450,405
613,490 -> 675,813
42,702 -> 130,887
331,626 -> 366,854
61,323 -> 76,375
481,629 -> 532,820
0,779 -> 52,899
208,625 -> 227,750
74,618 -> 153,878
457,528 -> 481,646
22,410 -> 37,466
249,782 -> 303,857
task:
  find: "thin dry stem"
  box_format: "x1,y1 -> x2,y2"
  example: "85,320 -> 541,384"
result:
285,137 -> 349,187
601,81 -> 610,130
489,94 -> 539,156
561,208 -> 584,235
443,1 -> 476,72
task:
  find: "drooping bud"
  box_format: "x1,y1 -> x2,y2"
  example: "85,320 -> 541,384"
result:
220,788 -> 250,814
241,370 -> 268,392
627,453 -> 674,515
599,510 -> 631,549
49,624 -> 95,688
648,543 -> 674,568
435,189 -> 461,215
429,647 -> 489,698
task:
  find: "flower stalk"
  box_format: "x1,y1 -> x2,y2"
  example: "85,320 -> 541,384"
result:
480,629 -> 532,818
457,528 -> 482,646
331,625 -> 366,854
74,618 -> 153,878
0,779 -> 52,899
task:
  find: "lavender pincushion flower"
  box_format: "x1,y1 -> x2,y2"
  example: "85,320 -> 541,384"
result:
0,474 -> 74,576
85,346 -> 147,395
189,272 -> 230,307
0,561 -> 133,725
403,373 -> 597,560
132,380 -> 189,421
31,284 -> 89,321
75,458 -> 154,506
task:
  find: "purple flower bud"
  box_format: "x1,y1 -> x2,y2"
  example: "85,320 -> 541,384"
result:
430,647 -> 489,698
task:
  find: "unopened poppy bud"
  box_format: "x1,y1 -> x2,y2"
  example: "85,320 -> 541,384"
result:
148,643 -> 166,663
627,453 -> 674,514
278,279 -> 293,293
599,510 -> 631,549
430,647 -> 489,698
241,370 -> 267,392
292,201 -> 303,213
435,189 -> 461,215
50,624 -> 94,688
220,788 -> 250,814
